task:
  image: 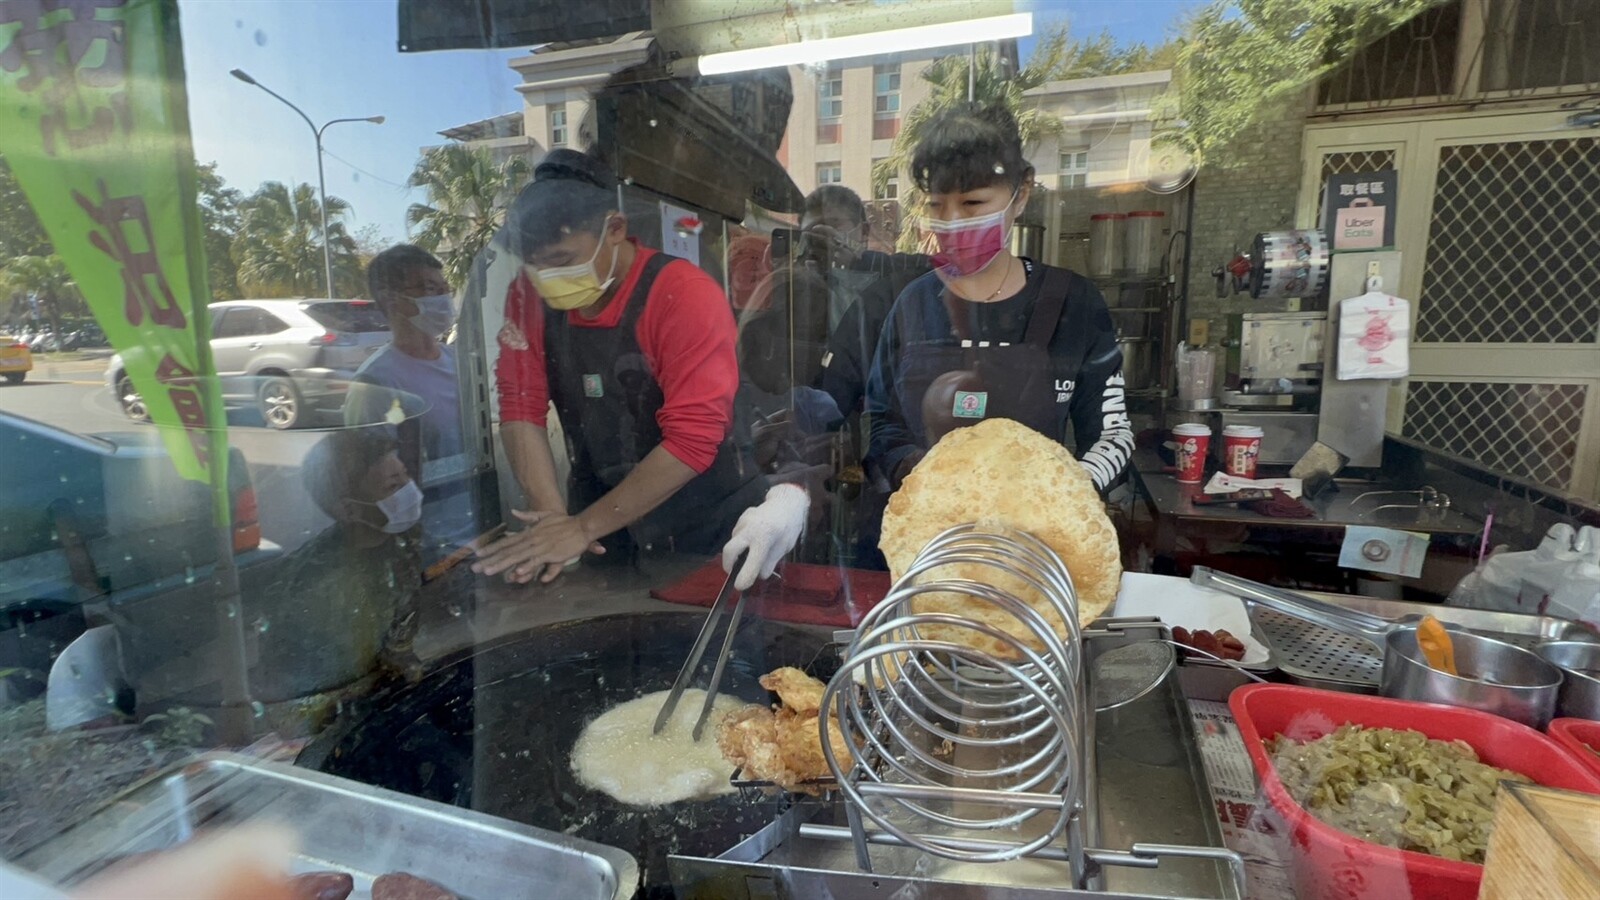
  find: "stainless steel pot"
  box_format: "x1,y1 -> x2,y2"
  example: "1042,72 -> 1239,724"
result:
1193,567 -> 1565,728
1537,640 -> 1600,720
1385,630 -> 1562,729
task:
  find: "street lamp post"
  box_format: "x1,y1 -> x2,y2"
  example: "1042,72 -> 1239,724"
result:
229,69 -> 384,298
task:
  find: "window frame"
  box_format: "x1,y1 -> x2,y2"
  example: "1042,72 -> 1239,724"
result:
1058,147 -> 1089,190
818,67 -> 844,121
872,62 -> 901,118
549,104 -> 568,147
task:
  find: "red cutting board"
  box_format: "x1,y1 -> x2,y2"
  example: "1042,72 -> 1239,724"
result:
651,559 -> 891,628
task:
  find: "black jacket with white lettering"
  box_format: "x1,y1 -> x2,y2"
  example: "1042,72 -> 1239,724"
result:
864,259 -> 1133,491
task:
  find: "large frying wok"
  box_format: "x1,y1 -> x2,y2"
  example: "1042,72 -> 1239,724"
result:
298,612 -> 834,899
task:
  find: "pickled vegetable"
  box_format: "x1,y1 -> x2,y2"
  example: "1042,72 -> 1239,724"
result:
1267,725 -> 1530,864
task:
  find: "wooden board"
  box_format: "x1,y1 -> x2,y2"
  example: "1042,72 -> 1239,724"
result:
1481,781 -> 1600,899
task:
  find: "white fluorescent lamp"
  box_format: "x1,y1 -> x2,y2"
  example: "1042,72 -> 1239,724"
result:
695,12 -> 1033,76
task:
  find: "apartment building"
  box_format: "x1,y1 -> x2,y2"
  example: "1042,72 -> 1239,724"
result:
438,36 -> 1173,260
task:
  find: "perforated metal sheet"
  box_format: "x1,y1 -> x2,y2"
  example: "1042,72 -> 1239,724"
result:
1417,137 -> 1600,344
1403,379 -> 1588,491
1251,608 -> 1381,690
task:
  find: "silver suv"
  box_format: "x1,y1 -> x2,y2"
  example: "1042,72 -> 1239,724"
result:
105,299 -> 391,430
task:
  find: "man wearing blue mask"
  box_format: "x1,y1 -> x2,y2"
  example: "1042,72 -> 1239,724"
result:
347,244 -> 464,466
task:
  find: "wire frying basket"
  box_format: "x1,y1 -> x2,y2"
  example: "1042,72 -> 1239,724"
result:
817,524 -> 1091,872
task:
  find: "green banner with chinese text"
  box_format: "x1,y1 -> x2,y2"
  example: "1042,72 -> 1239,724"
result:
0,0 -> 226,485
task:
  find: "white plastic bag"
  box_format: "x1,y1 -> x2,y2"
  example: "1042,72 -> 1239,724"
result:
1337,291 -> 1410,380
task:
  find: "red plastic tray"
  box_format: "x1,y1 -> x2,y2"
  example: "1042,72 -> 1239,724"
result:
1548,717 -> 1600,780
1230,684 -> 1600,900
650,560 -> 891,628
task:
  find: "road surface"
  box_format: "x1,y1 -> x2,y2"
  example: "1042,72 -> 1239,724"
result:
0,357 -> 331,554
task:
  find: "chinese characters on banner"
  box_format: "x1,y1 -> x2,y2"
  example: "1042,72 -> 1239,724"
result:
1321,170 -> 1399,252
0,0 -> 225,482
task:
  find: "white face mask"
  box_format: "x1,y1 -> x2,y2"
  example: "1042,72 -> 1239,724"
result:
408,293 -> 455,336
365,480 -> 424,533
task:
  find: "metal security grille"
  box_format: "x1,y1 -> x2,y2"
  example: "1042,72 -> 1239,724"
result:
1315,149 -> 1398,225
1416,138 -> 1600,343
1403,380 -> 1588,489
1479,0 -> 1600,94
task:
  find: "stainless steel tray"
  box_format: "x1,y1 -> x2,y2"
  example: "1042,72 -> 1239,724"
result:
15,753 -> 639,900
669,626 -> 1241,899
1248,591 -> 1598,692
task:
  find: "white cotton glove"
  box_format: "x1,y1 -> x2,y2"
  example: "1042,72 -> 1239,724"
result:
721,483 -> 810,590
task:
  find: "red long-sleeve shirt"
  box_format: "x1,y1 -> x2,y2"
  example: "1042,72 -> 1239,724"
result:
496,243 -> 739,474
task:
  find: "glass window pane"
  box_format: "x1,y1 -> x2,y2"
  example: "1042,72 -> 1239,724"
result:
8,6 -> 1592,894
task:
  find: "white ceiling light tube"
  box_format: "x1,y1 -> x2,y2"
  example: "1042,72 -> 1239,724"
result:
694,12 -> 1033,76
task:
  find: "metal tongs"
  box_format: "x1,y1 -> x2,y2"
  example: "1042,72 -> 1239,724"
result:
653,550 -> 749,741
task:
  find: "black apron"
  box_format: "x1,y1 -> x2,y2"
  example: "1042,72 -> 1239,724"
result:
898,267 -> 1072,447
545,252 -> 767,558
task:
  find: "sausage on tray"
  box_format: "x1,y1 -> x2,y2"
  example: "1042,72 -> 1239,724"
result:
289,871 -> 355,900
371,872 -> 460,900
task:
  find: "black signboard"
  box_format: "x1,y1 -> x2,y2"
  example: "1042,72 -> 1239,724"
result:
1322,170 -> 1398,251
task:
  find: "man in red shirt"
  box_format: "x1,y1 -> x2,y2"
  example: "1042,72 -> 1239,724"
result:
474,150 -> 805,586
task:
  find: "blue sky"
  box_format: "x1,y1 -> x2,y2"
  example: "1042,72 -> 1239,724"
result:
179,0 -> 523,247
179,1 -> 1204,244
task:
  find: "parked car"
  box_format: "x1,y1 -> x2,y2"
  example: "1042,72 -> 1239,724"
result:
0,410 -> 278,702
105,298 -> 391,430
0,335 -> 33,384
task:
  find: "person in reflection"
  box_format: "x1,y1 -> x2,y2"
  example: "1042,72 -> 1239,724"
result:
736,186 -> 932,568
864,102 -> 1133,494
345,244 -> 477,561
345,244 -> 463,464
798,184 -> 932,421
247,428 -> 424,698
475,149 -> 807,587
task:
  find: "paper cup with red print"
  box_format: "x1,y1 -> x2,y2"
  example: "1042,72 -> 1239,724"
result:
1222,425 -> 1264,478
1173,423 -> 1211,484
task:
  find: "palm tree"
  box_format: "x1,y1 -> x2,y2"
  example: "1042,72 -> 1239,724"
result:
231,181 -> 361,298
871,31 -> 1078,251
406,144 -> 532,287
0,255 -> 84,340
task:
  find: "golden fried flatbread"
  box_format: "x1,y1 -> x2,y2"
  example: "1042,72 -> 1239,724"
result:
774,708 -> 853,785
718,669 -> 855,794
758,666 -> 826,714
717,705 -> 783,781
880,418 -> 1121,659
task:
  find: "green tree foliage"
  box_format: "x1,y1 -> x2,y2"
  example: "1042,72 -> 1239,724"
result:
0,153 -> 50,261
0,255 -> 84,337
406,144 -> 531,288
232,181 -> 362,298
196,162 -> 242,301
1164,0 -> 1445,162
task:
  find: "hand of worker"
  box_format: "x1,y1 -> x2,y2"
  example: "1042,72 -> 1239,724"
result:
71,825 -> 297,900
721,483 -> 809,591
472,509 -> 605,585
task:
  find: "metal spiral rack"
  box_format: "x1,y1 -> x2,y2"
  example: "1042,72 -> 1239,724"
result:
815,524 -> 1093,874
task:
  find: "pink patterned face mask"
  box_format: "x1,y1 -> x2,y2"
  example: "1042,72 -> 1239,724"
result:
925,192 -> 1017,278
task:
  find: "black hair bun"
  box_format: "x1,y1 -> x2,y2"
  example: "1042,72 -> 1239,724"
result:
534,149 -> 618,191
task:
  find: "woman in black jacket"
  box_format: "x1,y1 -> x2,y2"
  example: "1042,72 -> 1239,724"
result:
864,102 -> 1134,494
